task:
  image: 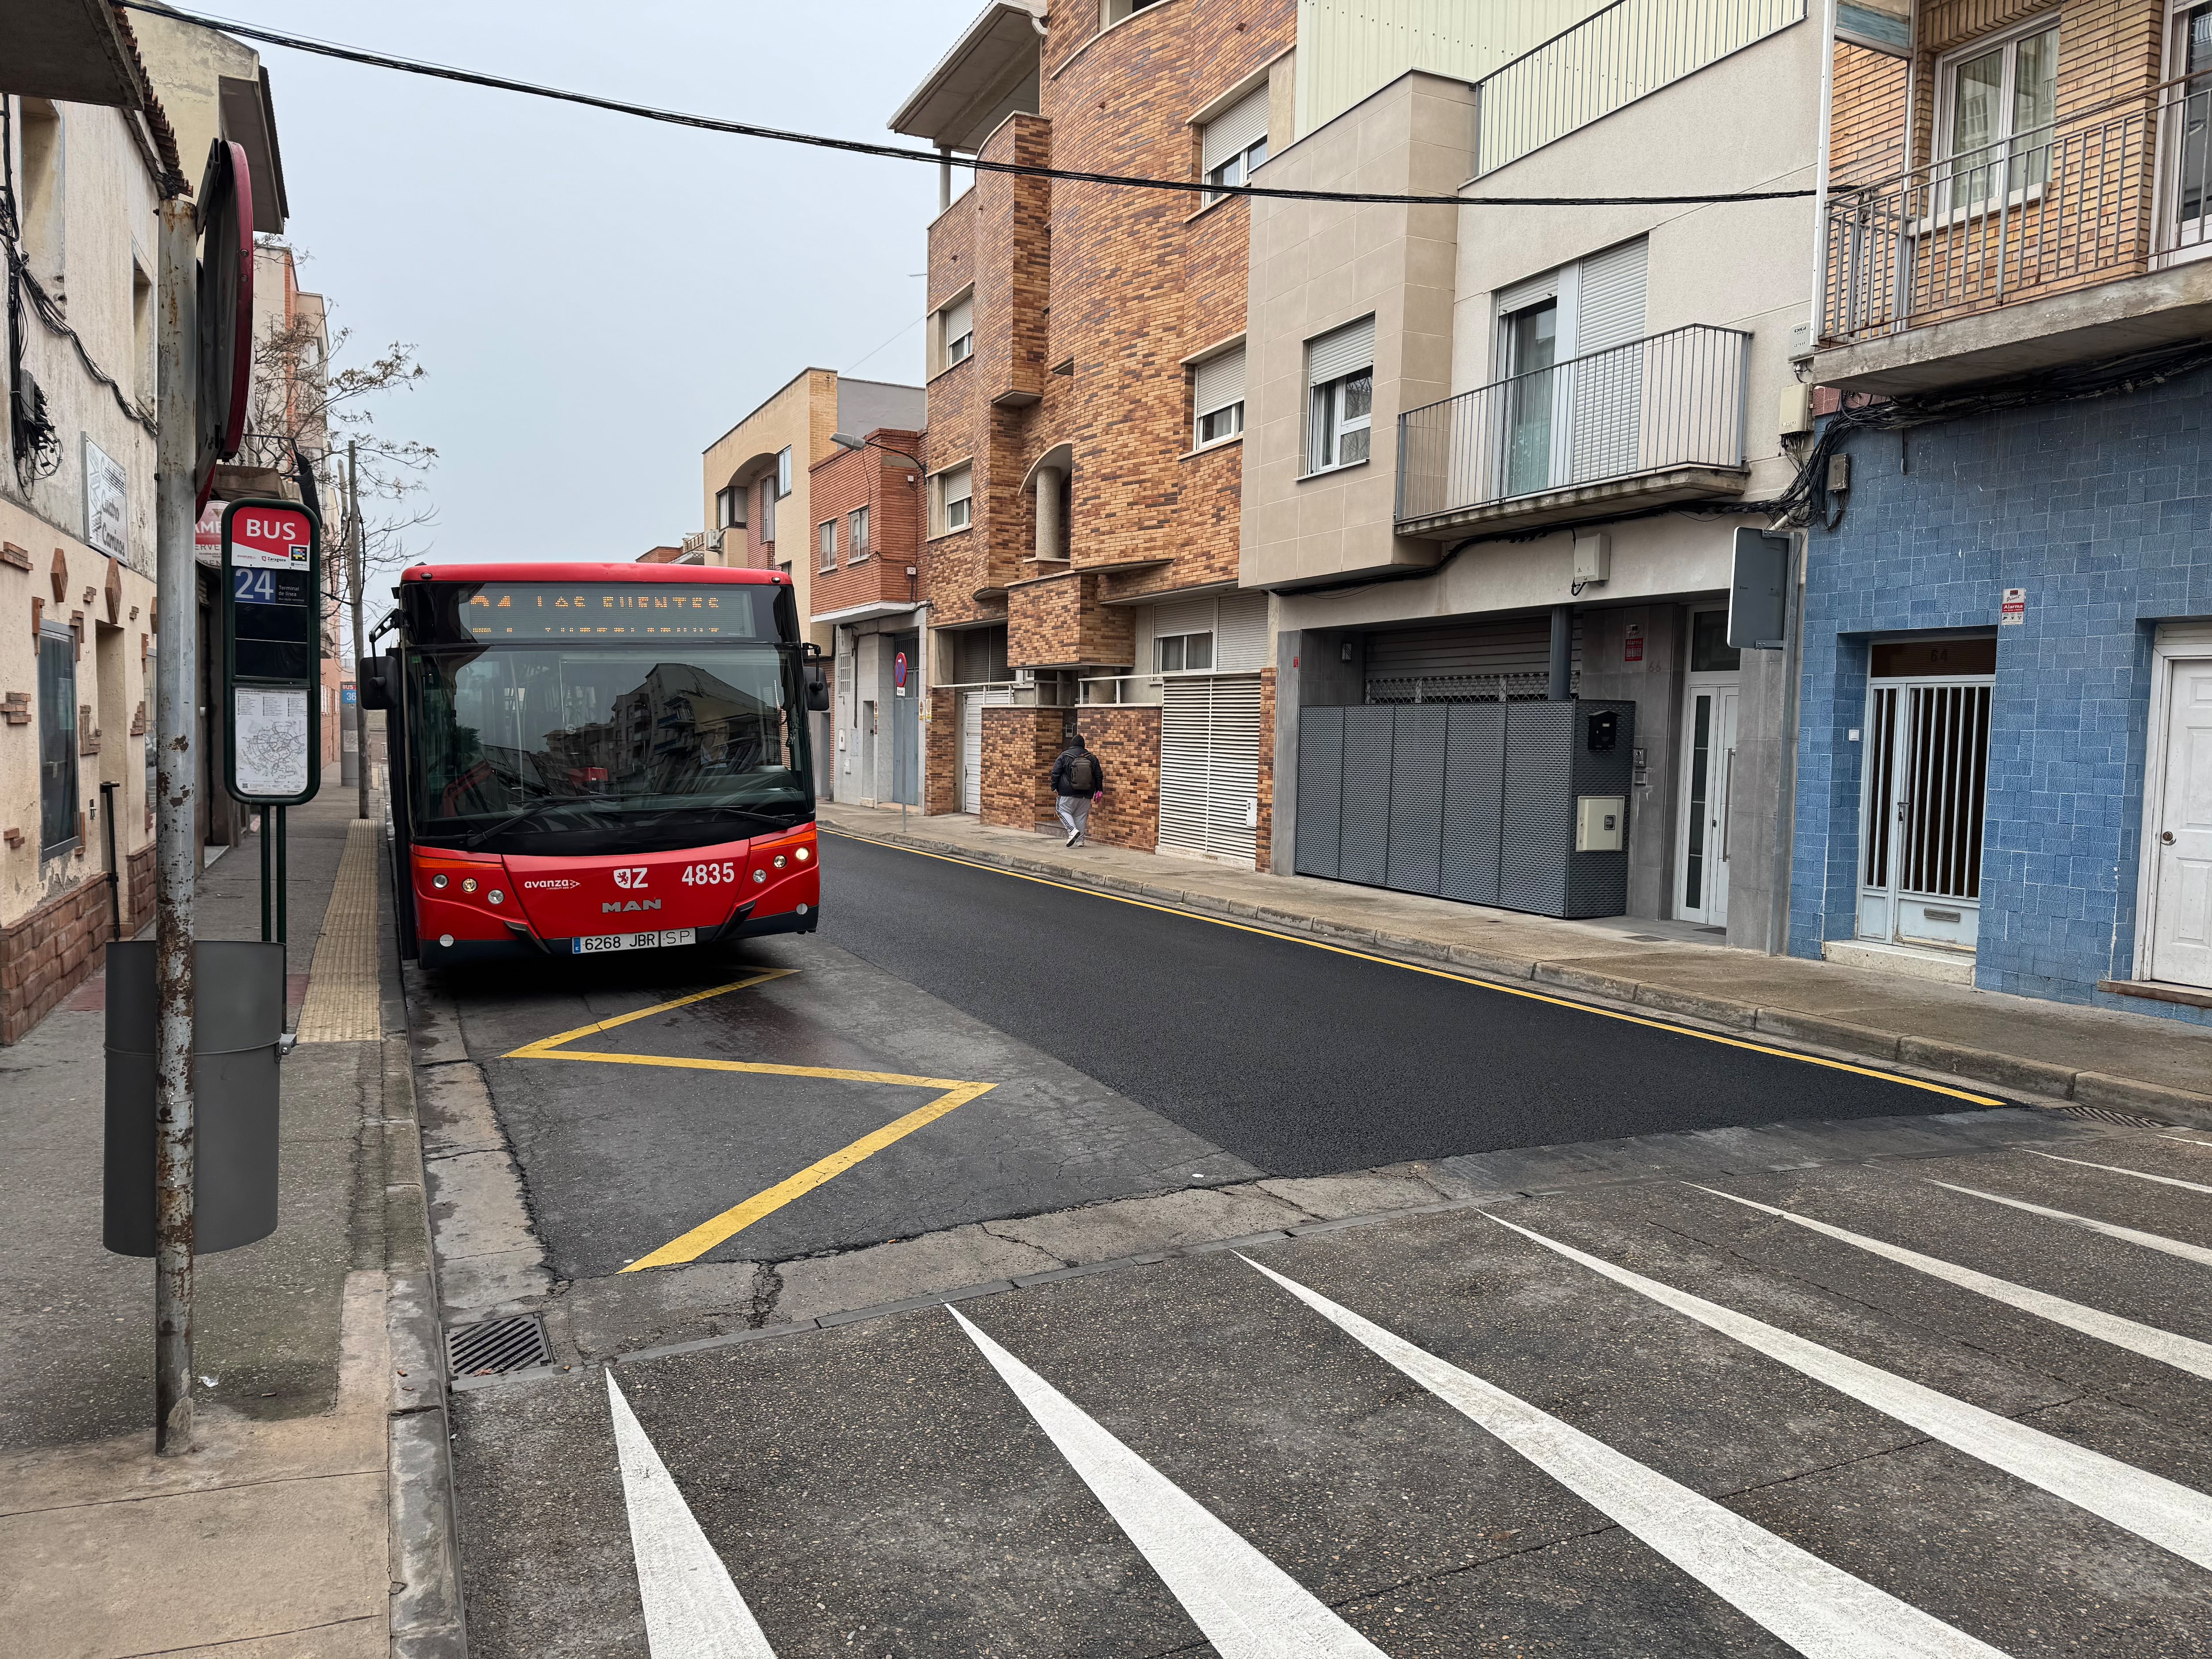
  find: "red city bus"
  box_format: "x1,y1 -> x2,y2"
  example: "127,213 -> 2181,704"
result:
360,562 -> 828,967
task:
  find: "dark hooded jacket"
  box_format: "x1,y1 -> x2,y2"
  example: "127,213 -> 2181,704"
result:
1050,739 -> 1104,797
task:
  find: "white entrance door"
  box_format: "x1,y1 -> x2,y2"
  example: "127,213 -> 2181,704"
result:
1159,675 -> 1261,865
1677,684 -> 1739,925
2148,657 -> 2212,987
958,689 -> 1009,815
1858,676 -> 1993,951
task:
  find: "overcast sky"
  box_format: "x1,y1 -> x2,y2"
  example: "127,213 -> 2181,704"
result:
220,0 -> 977,564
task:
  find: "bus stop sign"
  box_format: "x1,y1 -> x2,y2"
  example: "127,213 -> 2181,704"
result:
222,498 -> 323,805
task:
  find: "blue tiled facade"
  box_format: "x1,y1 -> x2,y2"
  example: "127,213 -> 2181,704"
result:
1792,366 -> 2212,1026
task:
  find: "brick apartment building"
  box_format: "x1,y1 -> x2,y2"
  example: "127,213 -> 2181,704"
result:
891,0 -> 1297,863
887,1 -> 1651,868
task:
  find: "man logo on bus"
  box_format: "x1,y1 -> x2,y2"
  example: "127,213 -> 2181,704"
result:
612,867 -> 649,889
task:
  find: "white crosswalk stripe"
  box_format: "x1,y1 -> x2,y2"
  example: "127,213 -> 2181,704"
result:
1479,1211 -> 2212,1571
606,1371 -> 780,1659
1690,1185 -> 2212,1382
1239,1254 -> 2014,1659
1928,1179 -> 2212,1269
946,1304 -> 1390,1659
2024,1148 -> 2212,1196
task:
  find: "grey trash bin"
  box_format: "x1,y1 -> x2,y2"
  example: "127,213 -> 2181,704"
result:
103,940 -> 285,1256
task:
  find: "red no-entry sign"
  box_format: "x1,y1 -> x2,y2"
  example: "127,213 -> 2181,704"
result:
893,650 -> 910,696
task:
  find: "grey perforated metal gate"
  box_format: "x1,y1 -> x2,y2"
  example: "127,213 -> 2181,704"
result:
1296,700 -> 1634,918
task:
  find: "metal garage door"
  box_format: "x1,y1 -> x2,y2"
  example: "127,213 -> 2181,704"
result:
1160,675 -> 1262,865
959,687 -> 1010,815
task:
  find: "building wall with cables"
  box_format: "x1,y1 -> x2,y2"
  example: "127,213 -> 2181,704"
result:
1790,370 -> 2212,1023
0,92 -> 165,1038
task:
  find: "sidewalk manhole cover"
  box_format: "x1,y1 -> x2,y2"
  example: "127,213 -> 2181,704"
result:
2054,1104 -> 2163,1129
446,1313 -> 551,1378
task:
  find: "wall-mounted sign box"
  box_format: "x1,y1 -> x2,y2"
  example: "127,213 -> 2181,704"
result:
221,498 -> 323,805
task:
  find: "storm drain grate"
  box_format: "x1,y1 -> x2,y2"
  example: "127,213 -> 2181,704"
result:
2054,1104 -> 2164,1129
446,1313 -> 552,1378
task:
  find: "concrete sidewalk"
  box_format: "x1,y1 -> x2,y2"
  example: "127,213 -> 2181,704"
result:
822,803 -> 2212,1128
0,771 -> 458,1659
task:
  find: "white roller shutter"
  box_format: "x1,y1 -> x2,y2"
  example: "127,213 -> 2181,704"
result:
1150,594 -> 1215,639
943,293 -> 973,343
1307,315 -> 1375,386
1159,675 -> 1263,866
1193,344 -> 1247,421
1496,267 -> 1559,317
959,685 -> 1012,815
1202,85 -> 1270,174
1571,237 -> 1647,483
1214,591 -> 1269,672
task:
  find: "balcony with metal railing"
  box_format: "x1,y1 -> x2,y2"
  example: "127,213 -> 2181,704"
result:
1394,324 -> 1751,537
1819,78 -> 2212,393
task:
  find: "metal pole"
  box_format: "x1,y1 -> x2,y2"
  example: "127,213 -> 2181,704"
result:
260,812 -> 272,943
101,781 -> 122,941
276,805 -> 288,949
1548,604 -> 1573,701
348,442 -> 369,820
152,194 -> 200,1455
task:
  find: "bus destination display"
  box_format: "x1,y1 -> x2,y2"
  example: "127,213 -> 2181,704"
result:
457,584 -> 766,640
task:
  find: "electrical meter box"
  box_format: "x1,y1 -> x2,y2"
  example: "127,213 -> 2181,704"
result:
1575,794 -> 1626,853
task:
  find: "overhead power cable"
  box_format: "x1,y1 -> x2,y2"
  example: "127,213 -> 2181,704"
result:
118,2 -> 1814,210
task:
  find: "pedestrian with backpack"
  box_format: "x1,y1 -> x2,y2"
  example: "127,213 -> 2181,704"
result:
1050,732 -> 1105,847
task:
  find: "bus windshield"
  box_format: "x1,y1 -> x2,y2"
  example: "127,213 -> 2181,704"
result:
407,642 -> 811,854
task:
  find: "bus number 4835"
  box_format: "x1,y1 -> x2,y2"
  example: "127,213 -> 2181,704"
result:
681,862 -> 738,885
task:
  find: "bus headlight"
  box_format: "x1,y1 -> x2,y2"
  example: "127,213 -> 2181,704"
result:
772,854 -> 787,869
752,868 -> 767,884
795,846 -> 810,862
488,890 -> 505,906
461,878 -> 478,893
432,873 -> 449,889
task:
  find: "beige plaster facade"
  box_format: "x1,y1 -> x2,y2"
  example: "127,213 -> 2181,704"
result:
1244,16 -> 1825,949
1,89 -> 167,1037
1240,71 -> 1475,591
698,370 -> 924,653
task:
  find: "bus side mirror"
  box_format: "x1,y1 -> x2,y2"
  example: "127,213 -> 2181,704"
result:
357,653 -> 396,710
802,641 -> 830,713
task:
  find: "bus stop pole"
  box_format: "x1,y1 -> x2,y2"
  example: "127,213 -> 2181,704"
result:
152,195 -> 201,1455
260,813 -> 272,942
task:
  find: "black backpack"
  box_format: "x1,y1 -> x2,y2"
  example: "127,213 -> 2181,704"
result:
1064,751 -> 1096,792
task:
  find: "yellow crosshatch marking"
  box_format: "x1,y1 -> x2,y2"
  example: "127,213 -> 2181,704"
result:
503,970 -> 995,1271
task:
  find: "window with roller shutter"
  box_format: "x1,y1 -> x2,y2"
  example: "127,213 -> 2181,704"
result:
1201,85 -> 1270,202
1193,343 -> 1246,448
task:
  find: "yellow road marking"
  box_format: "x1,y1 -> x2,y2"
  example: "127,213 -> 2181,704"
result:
501,969 -> 796,1059
501,968 -> 995,1270
622,1082 -> 994,1272
827,831 -> 2006,1108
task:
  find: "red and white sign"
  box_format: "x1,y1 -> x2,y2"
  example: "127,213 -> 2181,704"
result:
2000,586 -> 2027,626
228,504 -> 314,573
1623,622 -> 1644,664
893,650 -> 910,696
196,501 -> 225,551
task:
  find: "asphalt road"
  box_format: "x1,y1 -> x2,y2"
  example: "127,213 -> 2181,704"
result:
818,832 -> 1999,1176
453,1119 -> 2212,1658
